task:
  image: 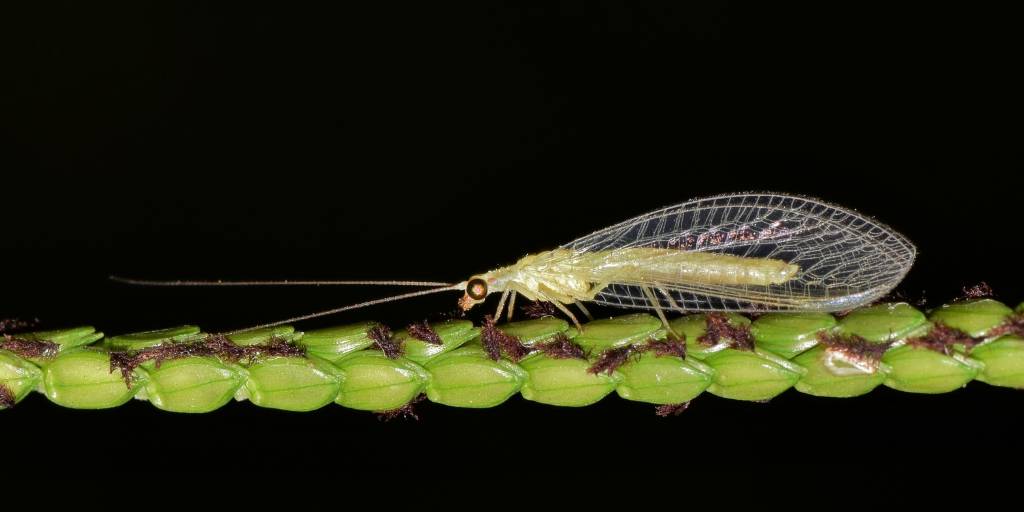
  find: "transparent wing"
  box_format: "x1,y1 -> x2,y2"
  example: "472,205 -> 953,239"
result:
561,192 -> 916,312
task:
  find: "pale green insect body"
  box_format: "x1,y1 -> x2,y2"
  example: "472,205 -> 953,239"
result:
458,193 -> 914,330
468,248 -> 799,306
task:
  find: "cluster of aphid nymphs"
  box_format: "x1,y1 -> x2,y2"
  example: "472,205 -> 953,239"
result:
109,334 -> 306,388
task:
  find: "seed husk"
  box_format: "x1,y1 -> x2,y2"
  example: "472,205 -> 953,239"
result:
424,346 -> 527,408
227,326 -> 298,346
43,348 -> 146,409
333,351 -> 429,411
297,322 -> 378,362
0,350 -> 44,408
615,352 -> 713,404
703,349 -> 804,401
968,335 -> 1024,388
571,314 -> 664,353
751,312 -> 836,359
518,353 -> 619,406
396,319 -> 479,363
837,303 -> 928,343
243,355 -> 342,411
792,346 -> 886,397
144,356 -> 247,413
670,313 -> 752,358
10,326 -> 103,353
105,325 -> 201,351
882,345 -> 978,394
927,299 -> 1015,339
495,317 -> 571,346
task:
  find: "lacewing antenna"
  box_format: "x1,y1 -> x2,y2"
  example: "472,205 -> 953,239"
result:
109,276 -> 453,287
221,284 -> 465,334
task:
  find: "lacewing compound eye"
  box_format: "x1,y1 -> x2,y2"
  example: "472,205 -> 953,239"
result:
466,278 -> 488,300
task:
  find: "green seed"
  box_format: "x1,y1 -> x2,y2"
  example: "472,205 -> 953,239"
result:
396,320 -> 479,363
497,317 -> 571,346
838,303 -> 928,342
571,314 -> 664,353
615,353 -> 713,404
105,325 -> 201,351
298,322 -> 378,362
792,346 -> 885,397
928,299 -> 1014,338
0,350 -> 43,406
144,357 -> 246,413
227,325 -> 297,346
333,351 -> 429,411
242,355 -> 342,411
43,348 -> 145,409
882,345 -> 978,394
670,313 -> 751,359
751,313 -> 836,359
969,336 -> 1024,388
17,326 -> 103,351
518,353 -> 618,406
1017,303 -> 1024,314
704,349 -> 803,401
424,346 -> 526,408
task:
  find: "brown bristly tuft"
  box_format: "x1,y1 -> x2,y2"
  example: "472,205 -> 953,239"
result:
699,313 -> 755,351
406,320 -> 443,345
536,333 -> 586,360
0,384 -> 15,410
521,301 -> 558,319
0,334 -> 59,359
817,331 -> 892,363
655,402 -> 690,417
646,336 -> 687,359
0,318 -> 40,334
908,323 -> 980,355
109,334 -> 306,388
588,345 -> 636,375
368,324 -> 402,359
480,315 -> 530,362
962,282 -> 994,300
992,314 -> 1024,338
377,394 -> 425,421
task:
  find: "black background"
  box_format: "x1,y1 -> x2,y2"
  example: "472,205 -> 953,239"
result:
3,2 -> 1023,471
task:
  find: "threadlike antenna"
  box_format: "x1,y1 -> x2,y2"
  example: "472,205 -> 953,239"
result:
110,276 -> 453,287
